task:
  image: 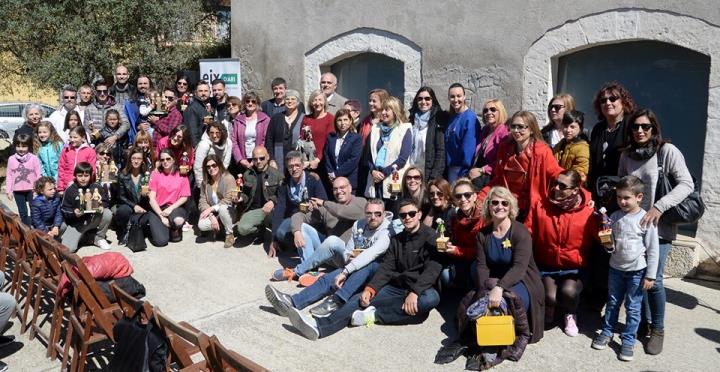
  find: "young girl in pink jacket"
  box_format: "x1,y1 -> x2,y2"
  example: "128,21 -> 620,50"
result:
6,133 -> 42,226
57,126 -> 96,192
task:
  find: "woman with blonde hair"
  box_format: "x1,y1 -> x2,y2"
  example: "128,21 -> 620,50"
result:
365,96 -> 412,208
542,93 -> 577,149
300,90 -> 335,171
469,98 -> 510,188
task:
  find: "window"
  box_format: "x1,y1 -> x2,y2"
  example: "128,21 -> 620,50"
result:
0,105 -> 22,118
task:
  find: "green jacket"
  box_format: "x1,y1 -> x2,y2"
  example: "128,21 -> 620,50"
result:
239,166 -> 283,212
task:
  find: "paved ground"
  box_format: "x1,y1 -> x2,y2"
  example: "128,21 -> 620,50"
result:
0,197 -> 719,371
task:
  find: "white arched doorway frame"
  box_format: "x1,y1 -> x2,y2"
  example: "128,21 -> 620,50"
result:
304,27 -> 422,108
523,9 -> 720,248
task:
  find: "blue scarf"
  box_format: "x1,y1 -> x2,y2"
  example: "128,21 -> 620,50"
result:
289,172 -> 306,203
375,124 -> 395,169
412,110 -> 431,153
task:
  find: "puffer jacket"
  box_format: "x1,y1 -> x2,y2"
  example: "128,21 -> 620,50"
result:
57,143 -> 97,192
85,96 -> 130,137
30,194 -> 63,232
553,138 -> 590,178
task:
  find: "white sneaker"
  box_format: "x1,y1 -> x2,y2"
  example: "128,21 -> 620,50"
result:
96,239 -> 111,250
182,222 -> 192,232
351,306 -> 376,327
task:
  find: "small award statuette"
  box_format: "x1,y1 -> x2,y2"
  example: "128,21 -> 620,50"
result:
180,94 -> 190,112
435,218 -> 449,252
390,164 -> 402,194
299,188 -> 310,213
108,160 -> 118,182
89,120 -> 101,140
84,188 -> 93,213
141,171 -> 150,195
203,102 -> 213,125
597,207 -> 614,252
179,152 -> 190,176
351,228 -> 365,258
235,174 -> 244,202
78,188 -> 86,213
150,92 -> 168,116
91,188 -> 102,212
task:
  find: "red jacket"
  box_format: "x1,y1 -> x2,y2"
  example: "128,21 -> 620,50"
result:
449,195 -> 486,260
479,139 -> 563,213
57,143 -> 96,192
525,188 -> 598,270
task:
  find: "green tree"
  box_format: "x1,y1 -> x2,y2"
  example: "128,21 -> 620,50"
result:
0,0 -> 227,90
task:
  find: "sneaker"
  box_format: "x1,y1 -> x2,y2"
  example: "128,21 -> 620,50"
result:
564,314 -> 579,337
298,271 -> 324,287
271,268 -> 296,282
309,296 -> 340,318
224,233 -> 235,248
591,334 -> 611,350
351,306 -> 376,327
646,329 -> 664,355
182,222 -> 192,232
264,285 -> 293,317
0,360 -> 7,372
96,239 -> 111,250
287,306 -> 319,341
0,335 -> 15,349
619,343 -> 634,361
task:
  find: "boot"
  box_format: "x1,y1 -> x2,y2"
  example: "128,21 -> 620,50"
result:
646,329 -> 664,355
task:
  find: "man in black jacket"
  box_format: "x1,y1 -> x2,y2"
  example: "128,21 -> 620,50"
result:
286,198 -> 442,340
182,80 -> 214,146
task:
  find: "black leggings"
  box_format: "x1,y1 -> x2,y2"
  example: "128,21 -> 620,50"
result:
146,207 -> 188,247
543,274 -> 584,315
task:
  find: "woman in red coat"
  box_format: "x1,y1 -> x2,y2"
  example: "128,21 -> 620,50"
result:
525,169 -> 598,337
442,178 -> 484,288
479,111 -> 564,222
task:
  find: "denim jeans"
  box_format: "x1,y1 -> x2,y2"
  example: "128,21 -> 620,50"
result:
273,218 -> 293,245
315,284 -> 440,339
296,223 -> 324,264
292,262 -> 379,310
294,235 -> 346,275
643,241 -> 671,331
440,259 -> 478,289
13,190 -> 32,226
601,267 -> 645,345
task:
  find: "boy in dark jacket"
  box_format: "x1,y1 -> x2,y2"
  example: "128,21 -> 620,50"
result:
285,198 -> 443,340
60,162 -> 113,252
31,177 -> 64,239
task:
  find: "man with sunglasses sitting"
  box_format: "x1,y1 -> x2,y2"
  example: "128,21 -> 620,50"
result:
85,79 -> 130,147
235,146 -> 282,245
265,198 -> 392,319
271,176 -> 367,283
283,198 -> 442,340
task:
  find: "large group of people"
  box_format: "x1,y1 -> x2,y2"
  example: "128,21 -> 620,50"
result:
5,65 -> 696,366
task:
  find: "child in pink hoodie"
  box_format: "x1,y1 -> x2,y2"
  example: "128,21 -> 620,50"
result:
57,126 -> 96,192
6,134 -> 41,226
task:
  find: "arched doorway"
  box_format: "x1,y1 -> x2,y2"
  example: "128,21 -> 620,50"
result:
556,40 -> 710,179
328,52 -> 404,112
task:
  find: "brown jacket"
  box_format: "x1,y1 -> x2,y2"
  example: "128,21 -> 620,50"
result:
553,138 -> 590,178
198,172 -> 236,210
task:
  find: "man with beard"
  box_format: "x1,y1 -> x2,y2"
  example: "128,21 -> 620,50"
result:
211,79 -> 229,123
85,79 -> 130,147
182,80 -> 213,146
125,75 -> 153,142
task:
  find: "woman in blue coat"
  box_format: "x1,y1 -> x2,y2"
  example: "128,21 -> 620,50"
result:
324,109 -> 362,194
445,83 -> 479,183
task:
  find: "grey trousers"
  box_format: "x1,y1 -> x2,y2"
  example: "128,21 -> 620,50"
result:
198,204 -> 236,235
0,277 -> 15,334
61,209 -> 113,252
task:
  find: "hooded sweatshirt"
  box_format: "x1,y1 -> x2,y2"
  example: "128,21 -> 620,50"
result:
344,217 -> 393,274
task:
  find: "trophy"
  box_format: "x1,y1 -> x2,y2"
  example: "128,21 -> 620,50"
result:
298,126 -> 317,166
298,188 -> 310,213
108,160 -> 118,182
141,171 -> 150,195
179,152 -> 191,176
235,174 -> 244,203
78,189 -> 85,212
203,102 -> 213,125
150,92 -> 168,116
351,228 -> 365,258
91,188 -> 102,211
436,218 -> 449,252
180,93 -> 190,111
89,120 -> 101,141
84,188 -> 94,213
390,164 -> 402,194
597,207 -> 614,252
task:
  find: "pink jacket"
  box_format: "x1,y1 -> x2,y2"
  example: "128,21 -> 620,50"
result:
232,111 -> 270,163
6,153 -> 41,193
475,123 -> 510,175
57,143 -> 97,191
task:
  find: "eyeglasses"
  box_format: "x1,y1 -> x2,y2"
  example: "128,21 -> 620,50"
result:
454,192 -> 474,200
600,95 -> 619,104
549,104 -> 565,111
99,152 -> 111,156
320,81 -> 334,85
416,96 -> 432,102
429,191 -> 444,198
365,211 -> 383,218
509,124 -> 529,131
490,200 -> 510,207
405,175 -> 422,181
228,103 -> 239,107
554,182 -> 574,191
288,163 -> 302,169
176,81 -> 188,86
632,123 -> 652,132
160,157 -> 173,162
205,163 -> 218,169
251,156 -> 266,162
245,100 -> 257,104
398,210 -> 418,219
63,95 -> 77,100
482,107 -> 497,114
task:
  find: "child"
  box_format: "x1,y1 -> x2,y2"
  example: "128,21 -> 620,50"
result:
57,126 -> 96,193
93,109 -> 128,165
60,162 -> 112,252
5,134 -> 42,226
553,110 -> 590,182
592,175 -> 659,361
131,129 -> 156,170
30,177 -> 64,239
63,110 -> 84,142
33,121 -> 64,181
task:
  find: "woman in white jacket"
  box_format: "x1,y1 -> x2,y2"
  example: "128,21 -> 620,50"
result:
193,122 -> 233,187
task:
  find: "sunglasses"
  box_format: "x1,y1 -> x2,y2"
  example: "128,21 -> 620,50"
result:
509,124 -> 529,131
251,156 -> 266,162
632,123 -> 653,132
63,95 -> 77,100
398,210 -> 418,219
160,158 -> 173,162
555,182 -> 574,191
245,100 -> 257,104
490,200 -> 509,207
549,104 -> 565,111
405,175 -> 422,181
454,192 -> 474,200
176,81 -> 188,86
164,96 -> 175,100
416,96 -> 432,102
482,107 -> 497,114
96,90 -> 108,94
206,163 -> 218,169
429,191 -> 444,197
365,211 -> 383,218
601,95 -> 619,104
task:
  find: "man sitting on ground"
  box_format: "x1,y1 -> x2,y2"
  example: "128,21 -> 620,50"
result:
271,176 -> 366,283
279,199 -> 442,340
266,198 -> 392,318
235,146 -> 282,245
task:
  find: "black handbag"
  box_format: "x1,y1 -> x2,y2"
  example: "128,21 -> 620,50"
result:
655,147 -> 705,225
98,276 -> 146,303
126,215 -> 147,252
110,302 -> 168,372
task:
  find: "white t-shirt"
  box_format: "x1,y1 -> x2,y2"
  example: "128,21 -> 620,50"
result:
244,117 -> 257,158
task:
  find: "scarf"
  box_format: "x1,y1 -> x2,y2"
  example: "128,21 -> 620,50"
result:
374,123 -> 395,169
548,190 -> 582,211
13,153 -> 29,164
627,139 -> 658,161
289,173 -> 306,203
412,110 -> 430,155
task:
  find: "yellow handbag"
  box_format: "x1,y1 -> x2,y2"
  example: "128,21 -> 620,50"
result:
475,308 -> 516,346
